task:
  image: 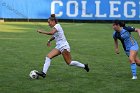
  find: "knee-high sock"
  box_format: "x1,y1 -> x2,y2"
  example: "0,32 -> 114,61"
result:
69,61 -> 85,68
43,57 -> 51,74
131,63 -> 137,76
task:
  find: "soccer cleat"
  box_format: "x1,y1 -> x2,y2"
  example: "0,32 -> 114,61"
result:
132,76 -> 137,80
84,64 -> 89,72
36,71 -> 46,78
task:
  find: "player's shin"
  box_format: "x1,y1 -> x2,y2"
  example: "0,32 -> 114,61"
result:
43,57 -> 51,74
130,63 -> 137,77
69,61 -> 89,72
69,61 -> 85,68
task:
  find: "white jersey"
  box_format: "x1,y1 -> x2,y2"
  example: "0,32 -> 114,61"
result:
53,24 -> 69,47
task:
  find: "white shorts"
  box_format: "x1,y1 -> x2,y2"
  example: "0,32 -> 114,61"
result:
55,44 -> 70,53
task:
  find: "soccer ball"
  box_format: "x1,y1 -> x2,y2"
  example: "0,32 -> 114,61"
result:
29,70 -> 39,79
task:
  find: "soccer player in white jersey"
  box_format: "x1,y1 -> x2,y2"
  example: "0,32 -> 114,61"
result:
36,14 -> 89,78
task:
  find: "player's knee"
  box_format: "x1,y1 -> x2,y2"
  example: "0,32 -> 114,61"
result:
65,61 -> 71,65
67,62 -> 71,65
46,55 -> 52,59
129,57 -> 135,63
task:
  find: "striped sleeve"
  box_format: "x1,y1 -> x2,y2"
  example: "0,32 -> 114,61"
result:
113,31 -> 116,39
123,26 -> 135,32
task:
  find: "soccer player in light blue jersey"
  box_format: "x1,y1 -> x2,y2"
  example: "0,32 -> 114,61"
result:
112,20 -> 140,80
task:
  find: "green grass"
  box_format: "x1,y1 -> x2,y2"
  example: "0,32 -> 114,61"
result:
0,22 -> 140,93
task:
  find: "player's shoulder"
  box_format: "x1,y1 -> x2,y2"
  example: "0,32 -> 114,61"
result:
55,23 -> 61,27
54,24 -> 61,28
54,23 -> 63,32
120,29 -> 128,34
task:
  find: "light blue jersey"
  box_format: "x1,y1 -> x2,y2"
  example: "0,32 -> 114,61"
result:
113,29 -> 139,56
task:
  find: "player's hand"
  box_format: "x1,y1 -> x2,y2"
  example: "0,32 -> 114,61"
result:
37,29 -> 42,33
47,42 -> 51,47
115,48 -> 120,54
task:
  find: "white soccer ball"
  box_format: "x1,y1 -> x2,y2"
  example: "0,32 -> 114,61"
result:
29,70 -> 39,79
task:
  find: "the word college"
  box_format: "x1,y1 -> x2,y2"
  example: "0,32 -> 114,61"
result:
51,0 -> 140,20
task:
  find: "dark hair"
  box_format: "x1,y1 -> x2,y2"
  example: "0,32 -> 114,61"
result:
113,20 -> 125,27
48,14 -> 58,23
120,21 -> 125,27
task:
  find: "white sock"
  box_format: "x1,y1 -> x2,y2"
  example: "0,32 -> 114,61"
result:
69,61 -> 85,68
43,57 -> 51,74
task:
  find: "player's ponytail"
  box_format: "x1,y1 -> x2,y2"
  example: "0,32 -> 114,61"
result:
51,14 -> 55,18
113,20 -> 122,27
49,14 -> 58,23
120,21 -> 125,27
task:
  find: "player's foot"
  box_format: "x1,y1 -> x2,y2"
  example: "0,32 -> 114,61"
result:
84,64 -> 89,72
132,76 -> 137,80
36,71 -> 46,78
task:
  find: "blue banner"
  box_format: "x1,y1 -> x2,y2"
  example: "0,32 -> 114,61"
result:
0,0 -> 139,20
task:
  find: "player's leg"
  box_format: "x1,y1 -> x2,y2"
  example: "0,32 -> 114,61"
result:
61,49 -> 89,72
37,48 -> 61,78
135,54 -> 140,66
129,50 -> 137,79
43,48 -> 61,73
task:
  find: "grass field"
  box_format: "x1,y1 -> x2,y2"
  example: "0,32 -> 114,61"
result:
0,22 -> 140,93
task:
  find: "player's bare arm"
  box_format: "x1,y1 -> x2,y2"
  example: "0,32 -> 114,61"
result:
37,28 -> 57,35
135,28 -> 140,37
135,28 -> 140,32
